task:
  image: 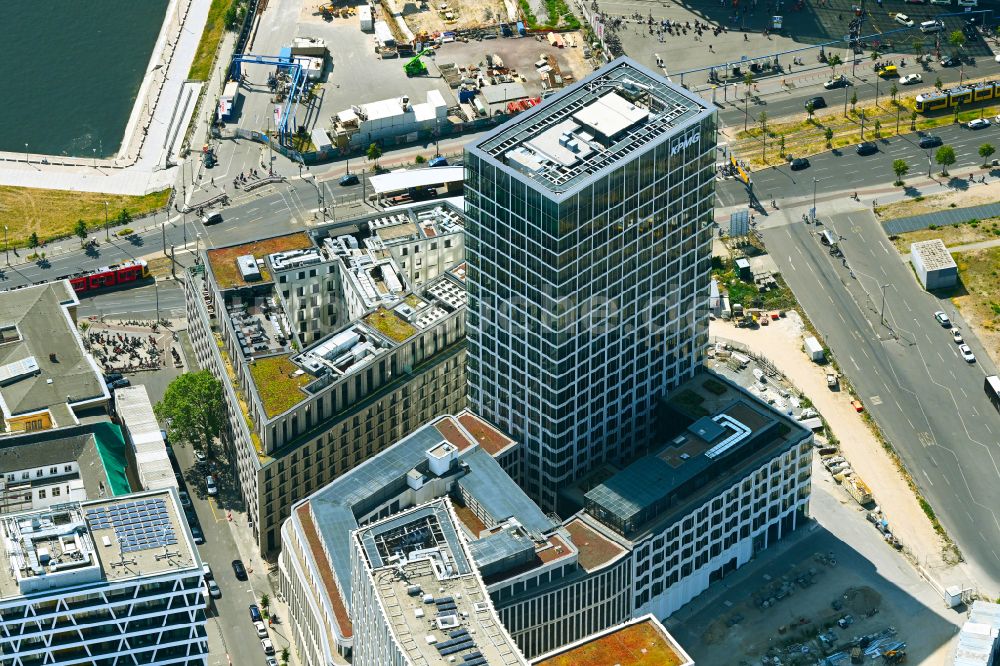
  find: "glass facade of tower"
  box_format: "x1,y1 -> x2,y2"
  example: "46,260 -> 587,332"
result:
465,65 -> 717,510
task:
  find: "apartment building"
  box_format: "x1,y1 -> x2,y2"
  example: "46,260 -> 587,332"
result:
185,202 -> 469,555
465,57 -> 717,510
0,489 -> 207,665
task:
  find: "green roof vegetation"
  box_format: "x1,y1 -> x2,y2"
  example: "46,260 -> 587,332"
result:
535,620 -> 683,666
249,355 -> 313,418
364,308 -> 417,343
207,233 -> 312,289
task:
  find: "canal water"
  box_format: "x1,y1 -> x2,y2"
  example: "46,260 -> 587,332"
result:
0,0 -> 169,158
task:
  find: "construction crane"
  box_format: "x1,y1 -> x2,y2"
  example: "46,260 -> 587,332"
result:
404,49 -> 434,77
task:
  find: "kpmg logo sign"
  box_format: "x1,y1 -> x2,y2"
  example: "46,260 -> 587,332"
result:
671,132 -> 700,156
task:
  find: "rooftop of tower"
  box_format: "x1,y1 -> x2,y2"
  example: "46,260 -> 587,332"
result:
471,57 -> 712,195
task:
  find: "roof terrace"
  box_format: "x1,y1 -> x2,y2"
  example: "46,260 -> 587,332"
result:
472,58 -> 711,194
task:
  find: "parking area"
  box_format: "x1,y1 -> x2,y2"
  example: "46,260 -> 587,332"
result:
666,461 -> 963,665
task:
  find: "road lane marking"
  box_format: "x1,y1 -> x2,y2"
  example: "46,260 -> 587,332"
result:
943,474 -> 951,486
879,241 -> 890,254
850,356 -> 860,370
961,387 -> 968,399
788,255 -> 795,270
923,470 -> 934,486
986,423 -> 993,434
838,311 -> 846,323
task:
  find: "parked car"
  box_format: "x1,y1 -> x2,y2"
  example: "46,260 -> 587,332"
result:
900,73 -> 922,85
203,563 -> 213,580
261,638 -> 275,655
824,75 -> 850,89
856,142 -> 878,156
232,559 -> 248,581
968,118 -> 990,130
428,156 -> 449,167
202,212 -> 223,225
195,450 -> 208,463
805,96 -> 827,110
190,525 -> 204,545
178,490 -> 192,508
207,579 -> 221,599
941,55 -> 961,67
266,658 -> 278,666
254,621 -> 269,638
959,344 -> 976,362
790,158 -> 810,170
109,378 -> 131,389
339,173 -> 359,186
918,135 -> 942,148
851,400 -> 864,413
934,311 -> 952,327
103,372 -> 123,383
952,329 -> 964,343
894,12 -> 914,26
206,475 -> 217,496
249,604 -> 263,623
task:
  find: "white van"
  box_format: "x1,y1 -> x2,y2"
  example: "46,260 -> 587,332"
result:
920,19 -> 944,33
957,0 -> 977,7
895,13 -> 914,27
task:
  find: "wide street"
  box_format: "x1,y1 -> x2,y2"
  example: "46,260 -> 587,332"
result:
762,207 -> 1000,580
718,114 -> 1000,207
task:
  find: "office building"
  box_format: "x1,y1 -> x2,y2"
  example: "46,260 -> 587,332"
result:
185,202 -> 468,555
350,499 -> 527,666
0,281 -> 109,434
0,489 -> 207,665
464,57 -> 718,509
278,373 -> 812,662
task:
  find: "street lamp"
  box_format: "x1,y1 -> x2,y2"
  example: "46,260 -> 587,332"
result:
926,151 -> 932,177
92,148 -> 97,169
880,283 -> 890,325
4,226 -> 8,266
104,201 -> 109,241
24,144 -> 28,165
812,178 -> 818,222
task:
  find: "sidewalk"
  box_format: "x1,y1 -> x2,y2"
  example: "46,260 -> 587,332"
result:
709,317 -> 986,594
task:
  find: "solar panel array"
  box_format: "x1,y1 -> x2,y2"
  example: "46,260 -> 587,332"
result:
436,627 -> 481,657
85,498 -> 177,553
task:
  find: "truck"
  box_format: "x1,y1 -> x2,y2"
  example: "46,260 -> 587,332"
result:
804,336 -> 825,362
827,370 -> 839,389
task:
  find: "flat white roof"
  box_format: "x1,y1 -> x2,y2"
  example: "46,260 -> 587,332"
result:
523,119 -> 594,167
572,91 -> 649,140
369,166 -> 464,194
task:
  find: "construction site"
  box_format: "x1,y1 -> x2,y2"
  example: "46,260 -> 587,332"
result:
217,0 -> 600,158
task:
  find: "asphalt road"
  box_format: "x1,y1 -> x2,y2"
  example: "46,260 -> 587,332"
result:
762,212 -> 1000,581
75,282 -> 187,321
717,115 -> 1000,206
172,440 -> 288,666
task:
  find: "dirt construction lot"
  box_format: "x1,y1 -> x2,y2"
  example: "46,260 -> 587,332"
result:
666,470 -> 964,665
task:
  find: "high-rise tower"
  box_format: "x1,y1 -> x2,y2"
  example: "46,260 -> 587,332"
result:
464,57 -> 717,509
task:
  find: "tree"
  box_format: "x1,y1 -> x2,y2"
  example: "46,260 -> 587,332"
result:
779,134 -> 786,158
979,143 -> 996,166
912,37 -> 925,58
934,76 -> 944,91
805,100 -> 815,120
892,159 -> 909,186
224,1 -> 241,29
949,30 -> 966,51
154,371 -> 225,456
260,593 -> 270,614
825,126 -> 834,149
827,53 -> 843,78
366,142 -> 383,169
874,119 -> 882,138
936,145 -> 956,176
758,110 -> 768,135
910,110 -> 918,131
281,648 -> 290,666
74,219 -> 88,247
850,90 -> 858,113
28,232 -> 39,249
890,82 -> 899,105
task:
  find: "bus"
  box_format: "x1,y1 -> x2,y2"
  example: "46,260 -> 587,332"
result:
986,375 -> 1000,414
